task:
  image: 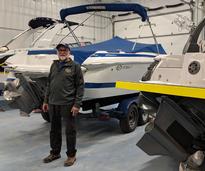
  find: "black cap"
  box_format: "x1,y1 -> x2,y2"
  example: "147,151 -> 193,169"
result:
56,43 -> 70,51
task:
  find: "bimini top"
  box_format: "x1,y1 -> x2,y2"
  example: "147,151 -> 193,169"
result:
60,3 -> 148,22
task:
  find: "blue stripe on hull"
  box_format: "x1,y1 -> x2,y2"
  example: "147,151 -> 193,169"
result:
91,53 -> 155,58
6,78 -> 16,81
27,49 -> 57,55
85,82 -> 116,88
27,50 -> 155,58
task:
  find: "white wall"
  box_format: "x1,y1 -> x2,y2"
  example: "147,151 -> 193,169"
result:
0,0 -> 112,46
0,0 -> 197,54
114,11 -> 191,54
112,0 -> 193,55
100,0 -> 193,55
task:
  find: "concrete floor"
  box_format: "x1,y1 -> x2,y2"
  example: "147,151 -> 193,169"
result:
0,109 -> 179,171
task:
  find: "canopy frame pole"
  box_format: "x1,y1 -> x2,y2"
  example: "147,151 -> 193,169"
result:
5,28 -> 31,46
60,12 -> 96,46
31,25 -> 55,47
147,19 -> 160,54
65,21 -> 81,46
132,23 -> 145,51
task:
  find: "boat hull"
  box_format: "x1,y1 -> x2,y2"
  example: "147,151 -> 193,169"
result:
5,51 -> 154,101
83,62 -> 152,100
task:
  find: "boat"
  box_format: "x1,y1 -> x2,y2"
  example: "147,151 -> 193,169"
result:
3,3 -> 166,117
0,17 -> 82,63
116,17 -> 205,170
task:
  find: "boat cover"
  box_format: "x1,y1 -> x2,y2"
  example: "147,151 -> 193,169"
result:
27,36 -> 166,64
72,36 -> 166,64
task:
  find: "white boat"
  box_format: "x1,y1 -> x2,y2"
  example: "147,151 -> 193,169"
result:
116,17 -> 205,170
2,3 -> 166,115
82,51 -> 157,101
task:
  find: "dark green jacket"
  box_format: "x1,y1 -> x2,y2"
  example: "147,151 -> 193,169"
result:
44,59 -> 84,108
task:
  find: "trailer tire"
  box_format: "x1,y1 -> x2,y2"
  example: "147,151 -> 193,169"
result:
41,112 -> 50,122
119,104 -> 139,133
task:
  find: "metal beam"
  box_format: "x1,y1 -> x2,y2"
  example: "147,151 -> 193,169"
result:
0,27 -> 24,32
127,32 -> 190,40
114,9 -> 191,23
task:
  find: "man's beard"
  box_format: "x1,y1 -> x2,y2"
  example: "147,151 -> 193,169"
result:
59,55 -> 67,61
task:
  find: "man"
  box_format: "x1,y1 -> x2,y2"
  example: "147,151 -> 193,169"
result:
42,43 -> 84,166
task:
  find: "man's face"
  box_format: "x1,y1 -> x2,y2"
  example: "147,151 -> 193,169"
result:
57,47 -> 70,61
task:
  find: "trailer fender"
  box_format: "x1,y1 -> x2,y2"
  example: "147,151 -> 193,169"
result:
117,97 -> 138,117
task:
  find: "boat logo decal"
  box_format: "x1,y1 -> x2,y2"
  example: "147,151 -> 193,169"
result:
116,64 -> 122,71
86,6 -> 106,10
116,64 -> 132,71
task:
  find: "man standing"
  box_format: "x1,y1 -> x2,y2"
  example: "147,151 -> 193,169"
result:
42,43 -> 84,166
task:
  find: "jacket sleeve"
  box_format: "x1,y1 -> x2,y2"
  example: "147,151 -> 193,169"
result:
74,64 -> 84,108
43,63 -> 54,104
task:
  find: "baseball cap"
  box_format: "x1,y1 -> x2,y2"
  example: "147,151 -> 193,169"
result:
56,43 -> 70,51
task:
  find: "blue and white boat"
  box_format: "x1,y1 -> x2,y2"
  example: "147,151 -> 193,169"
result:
3,3 -> 166,114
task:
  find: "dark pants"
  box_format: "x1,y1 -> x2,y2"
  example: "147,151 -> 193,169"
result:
49,104 -> 77,157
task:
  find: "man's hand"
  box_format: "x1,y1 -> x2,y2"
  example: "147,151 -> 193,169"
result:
71,106 -> 80,116
42,103 -> 49,112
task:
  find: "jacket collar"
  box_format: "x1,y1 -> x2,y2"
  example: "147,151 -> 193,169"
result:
54,58 -> 73,67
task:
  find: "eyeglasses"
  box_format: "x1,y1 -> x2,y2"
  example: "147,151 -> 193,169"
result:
58,48 -> 68,52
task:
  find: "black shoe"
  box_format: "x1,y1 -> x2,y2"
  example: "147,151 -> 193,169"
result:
43,154 -> 61,163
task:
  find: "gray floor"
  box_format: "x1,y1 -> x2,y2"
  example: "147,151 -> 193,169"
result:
0,109 -> 178,171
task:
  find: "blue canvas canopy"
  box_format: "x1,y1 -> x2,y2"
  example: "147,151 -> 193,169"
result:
71,36 -> 166,64
27,37 -> 165,64
60,3 -> 148,22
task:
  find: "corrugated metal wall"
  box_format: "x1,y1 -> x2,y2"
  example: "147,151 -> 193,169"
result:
0,0 -> 197,54
113,0 -> 192,54
0,0 -> 112,46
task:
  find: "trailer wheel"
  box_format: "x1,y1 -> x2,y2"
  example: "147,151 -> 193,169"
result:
41,112 -> 50,122
119,104 -> 139,133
